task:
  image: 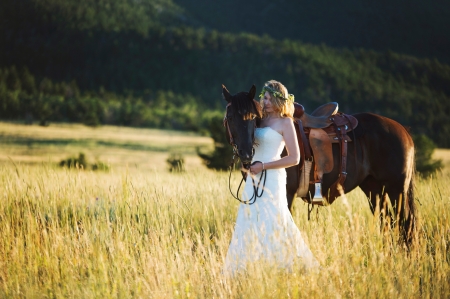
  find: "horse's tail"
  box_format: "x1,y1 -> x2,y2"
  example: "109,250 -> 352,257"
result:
403,147 -> 418,246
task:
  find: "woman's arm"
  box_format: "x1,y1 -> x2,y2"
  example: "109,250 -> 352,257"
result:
249,118 -> 300,175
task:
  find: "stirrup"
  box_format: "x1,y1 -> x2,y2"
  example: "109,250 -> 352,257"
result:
312,182 -> 323,203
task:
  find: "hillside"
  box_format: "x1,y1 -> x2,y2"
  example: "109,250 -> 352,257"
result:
173,0 -> 450,63
0,0 -> 450,147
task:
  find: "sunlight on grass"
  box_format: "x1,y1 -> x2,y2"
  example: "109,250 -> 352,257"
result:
434,148 -> 450,173
0,164 -> 448,298
0,122 -> 213,171
0,122 -> 448,298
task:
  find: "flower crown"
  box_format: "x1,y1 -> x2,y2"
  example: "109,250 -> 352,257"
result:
259,85 -> 295,102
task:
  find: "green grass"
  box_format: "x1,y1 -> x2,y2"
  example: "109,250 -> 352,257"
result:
0,122 -> 448,298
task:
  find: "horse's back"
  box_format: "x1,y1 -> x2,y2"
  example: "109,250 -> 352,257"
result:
353,112 -> 413,150
352,112 -> 414,181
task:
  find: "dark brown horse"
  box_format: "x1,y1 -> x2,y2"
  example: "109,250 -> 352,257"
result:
222,84 -> 417,246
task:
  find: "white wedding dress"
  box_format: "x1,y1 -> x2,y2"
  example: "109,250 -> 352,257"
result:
223,127 -> 320,275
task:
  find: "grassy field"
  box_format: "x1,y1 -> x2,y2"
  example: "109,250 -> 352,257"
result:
0,122 -> 449,298
0,122 -> 213,172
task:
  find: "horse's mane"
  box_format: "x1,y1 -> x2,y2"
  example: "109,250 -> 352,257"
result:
230,92 -> 263,121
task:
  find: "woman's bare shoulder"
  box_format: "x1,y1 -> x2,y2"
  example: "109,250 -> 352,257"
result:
274,117 -> 293,136
280,117 -> 294,127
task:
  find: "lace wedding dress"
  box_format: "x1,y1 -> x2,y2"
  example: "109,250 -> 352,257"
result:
223,127 -> 320,275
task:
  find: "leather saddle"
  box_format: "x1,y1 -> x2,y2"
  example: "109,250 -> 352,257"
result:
292,102 -> 358,205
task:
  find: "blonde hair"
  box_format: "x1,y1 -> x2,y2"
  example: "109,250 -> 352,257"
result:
259,80 -> 294,118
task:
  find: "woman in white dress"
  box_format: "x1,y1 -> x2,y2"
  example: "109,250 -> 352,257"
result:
223,80 -> 320,275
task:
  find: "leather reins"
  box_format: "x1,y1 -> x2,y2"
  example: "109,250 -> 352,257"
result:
223,103 -> 267,205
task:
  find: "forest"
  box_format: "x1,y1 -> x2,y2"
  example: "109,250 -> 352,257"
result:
1,0 -> 449,147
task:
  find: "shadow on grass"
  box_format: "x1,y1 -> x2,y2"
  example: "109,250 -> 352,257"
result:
0,135 -> 200,153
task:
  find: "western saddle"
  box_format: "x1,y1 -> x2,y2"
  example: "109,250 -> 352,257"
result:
292,102 -> 358,205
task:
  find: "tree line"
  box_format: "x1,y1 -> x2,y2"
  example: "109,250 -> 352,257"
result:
1,0 -> 450,147
0,66 -> 215,131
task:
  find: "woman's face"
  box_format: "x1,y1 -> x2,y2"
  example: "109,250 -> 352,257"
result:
262,91 -> 276,113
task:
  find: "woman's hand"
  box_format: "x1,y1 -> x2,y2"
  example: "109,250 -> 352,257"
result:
249,161 -> 264,175
241,165 -> 250,174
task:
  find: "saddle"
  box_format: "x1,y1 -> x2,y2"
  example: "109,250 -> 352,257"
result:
292,102 -> 358,205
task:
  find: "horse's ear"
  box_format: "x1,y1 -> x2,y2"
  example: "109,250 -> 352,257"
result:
249,84 -> 256,100
222,84 -> 232,103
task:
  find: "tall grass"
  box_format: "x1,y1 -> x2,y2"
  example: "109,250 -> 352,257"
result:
0,163 -> 448,298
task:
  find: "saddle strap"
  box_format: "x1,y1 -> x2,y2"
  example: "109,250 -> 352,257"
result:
295,120 -> 312,160
294,119 -> 312,185
327,123 -> 348,203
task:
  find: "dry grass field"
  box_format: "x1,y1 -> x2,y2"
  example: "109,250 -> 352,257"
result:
0,122 -> 213,172
434,148 -> 450,172
0,122 -> 449,298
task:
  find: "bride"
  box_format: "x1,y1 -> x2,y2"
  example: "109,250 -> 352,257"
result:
223,80 -> 320,275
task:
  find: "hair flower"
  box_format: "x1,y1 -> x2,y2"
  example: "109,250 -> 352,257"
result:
259,86 -> 294,102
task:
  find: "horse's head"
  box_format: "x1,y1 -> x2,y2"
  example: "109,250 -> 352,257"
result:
222,84 -> 263,168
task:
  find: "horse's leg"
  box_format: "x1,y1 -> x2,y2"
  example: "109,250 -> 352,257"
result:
360,175 -> 416,245
359,175 -> 384,214
285,165 -> 299,213
282,146 -> 299,213
384,178 -> 416,245
286,192 -> 296,212
359,176 -> 393,233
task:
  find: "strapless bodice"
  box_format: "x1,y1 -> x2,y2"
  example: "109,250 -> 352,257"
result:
252,127 -> 285,163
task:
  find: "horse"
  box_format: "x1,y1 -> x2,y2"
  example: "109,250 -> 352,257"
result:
222,84 -> 417,246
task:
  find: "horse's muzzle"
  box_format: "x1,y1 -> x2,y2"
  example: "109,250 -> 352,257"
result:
238,148 -> 253,165
242,162 -> 251,170
238,148 -> 255,169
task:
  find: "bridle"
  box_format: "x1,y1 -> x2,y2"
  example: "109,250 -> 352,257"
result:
223,103 -> 239,156
223,102 -> 267,205
223,103 -> 257,160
